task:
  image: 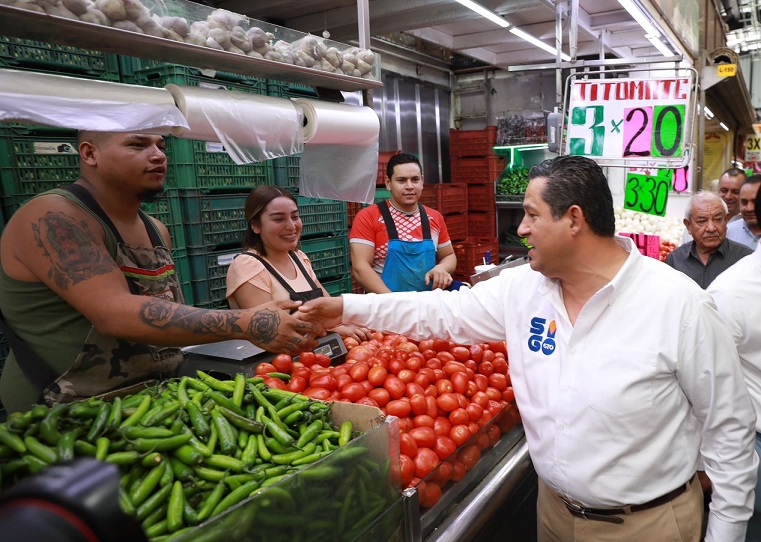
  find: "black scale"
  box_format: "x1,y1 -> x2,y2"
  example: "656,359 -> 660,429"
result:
177,332 -> 348,381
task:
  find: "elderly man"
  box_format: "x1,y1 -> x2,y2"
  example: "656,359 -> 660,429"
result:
708,185 -> 761,540
727,175 -> 761,249
300,155 -> 758,542
665,191 -> 753,289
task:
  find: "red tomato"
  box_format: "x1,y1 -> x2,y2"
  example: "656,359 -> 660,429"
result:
450,424 -> 471,446
314,354 -> 331,368
435,379 -> 454,396
433,416 -> 453,437
405,382 -> 425,398
434,435 -> 458,461
436,351 -> 455,364
388,358 -> 406,375
449,407 -> 469,426
392,350 -> 409,362
399,454 -> 415,487
418,480 -> 442,508
474,374 -> 488,392
292,366 -> 311,380
343,337 -> 360,350
418,339 -> 434,352
436,392 -> 458,413
357,397 -> 379,408
348,361 -> 370,381
502,387 -> 516,403
303,387 -> 332,400
400,433 -> 419,458
409,427 -> 436,449
287,375 -> 307,393
431,460 -> 453,486
487,425 -> 502,447
384,375 -> 406,400
409,394 -> 428,416
406,353 -> 424,372
459,444 -> 481,470
367,366 -> 388,387
271,354 -> 293,375
465,381 -> 478,397
426,357 -> 442,370
485,387 -> 502,401
255,362 -> 277,375
335,374 -> 353,390
397,369 -> 416,384
413,448 -> 440,479
478,361 -> 494,377
487,342 -> 507,355
472,391 -> 489,408
450,372 -> 470,395
299,352 -> 316,367
468,344 -> 484,362
386,399 -> 412,418
450,460 -> 466,482
476,432 -> 490,450
425,396 -> 439,418
466,403 -> 484,422
481,350 -> 496,363
361,380 -> 374,393
488,373 -> 508,391
413,414 -> 435,429
443,361 -> 467,376
341,382 -> 367,402
432,339 -> 452,352
309,373 -> 337,391
450,346 -> 470,362
263,376 -> 287,390
492,357 -> 508,375
367,388 -> 391,407
346,345 -> 375,363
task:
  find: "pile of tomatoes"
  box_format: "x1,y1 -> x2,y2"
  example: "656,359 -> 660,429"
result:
658,239 -> 677,262
254,332 -> 520,509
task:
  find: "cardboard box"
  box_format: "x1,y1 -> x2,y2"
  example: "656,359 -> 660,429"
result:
177,402 -> 402,542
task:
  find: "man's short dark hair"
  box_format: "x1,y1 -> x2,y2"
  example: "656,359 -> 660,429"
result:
528,155 -> 616,237
387,153 -> 422,180
722,167 -> 747,180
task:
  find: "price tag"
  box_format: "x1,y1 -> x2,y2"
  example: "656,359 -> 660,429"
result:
624,170 -> 670,216
717,64 -> 736,77
619,232 -> 661,259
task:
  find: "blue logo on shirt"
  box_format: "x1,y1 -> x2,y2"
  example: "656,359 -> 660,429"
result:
528,317 -> 557,356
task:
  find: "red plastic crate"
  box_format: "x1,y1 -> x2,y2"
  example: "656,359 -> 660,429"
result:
466,183 -> 495,213
450,126 -> 498,158
377,150 -> 402,185
467,211 -> 497,238
418,190 -> 438,210
445,212 -> 468,241
437,184 -> 468,215
451,155 -> 506,184
347,201 -> 364,229
453,236 -> 500,276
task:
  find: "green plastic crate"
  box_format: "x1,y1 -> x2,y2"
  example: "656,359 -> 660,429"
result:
179,191 -> 248,249
165,137 -> 273,192
131,64 -> 266,95
0,36 -> 119,80
185,247 -> 240,307
273,155 -> 300,195
140,190 -> 186,253
297,196 -> 347,239
322,273 -> 352,297
301,234 -> 349,281
119,56 -> 265,87
374,188 -> 391,203
169,248 -> 194,306
0,125 -> 79,218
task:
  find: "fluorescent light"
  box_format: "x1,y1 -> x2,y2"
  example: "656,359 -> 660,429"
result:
720,122 -> 729,131
618,0 -> 660,36
510,27 -> 571,61
647,34 -> 673,56
454,0 -> 509,28
703,106 -> 714,119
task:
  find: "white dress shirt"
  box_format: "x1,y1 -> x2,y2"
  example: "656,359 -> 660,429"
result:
708,245 -> 761,432
343,236 -> 757,542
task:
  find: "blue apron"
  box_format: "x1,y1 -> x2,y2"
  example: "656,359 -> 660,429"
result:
378,201 -> 436,292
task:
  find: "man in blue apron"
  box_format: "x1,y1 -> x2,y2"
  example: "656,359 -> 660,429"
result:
350,153 -> 462,293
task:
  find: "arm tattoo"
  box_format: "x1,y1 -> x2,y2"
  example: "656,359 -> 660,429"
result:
247,309 -> 281,345
32,211 -> 118,289
140,299 -> 243,336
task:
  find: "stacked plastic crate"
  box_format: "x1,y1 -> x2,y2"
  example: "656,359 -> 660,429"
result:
449,127 -> 502,282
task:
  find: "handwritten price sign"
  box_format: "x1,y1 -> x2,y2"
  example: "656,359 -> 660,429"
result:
619,232 -> 661,259
566,76 -> 695,167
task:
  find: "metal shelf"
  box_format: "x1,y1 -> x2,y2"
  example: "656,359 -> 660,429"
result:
496,200 -> 524,209
0,6 -> 383,92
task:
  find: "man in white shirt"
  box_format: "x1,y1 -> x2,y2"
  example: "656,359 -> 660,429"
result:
727,176 -> 761,249
708,187 -> 761,541
300,155 -> 757,542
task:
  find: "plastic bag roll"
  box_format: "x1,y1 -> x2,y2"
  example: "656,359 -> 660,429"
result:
165,84 -> 303,164
0,68 -> 188,134
293,98 -> 380,146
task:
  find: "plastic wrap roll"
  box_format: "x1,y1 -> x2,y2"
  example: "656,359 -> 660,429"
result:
293,98 -> 379,146
166,84 -> 303,163
0,68 -> 188,134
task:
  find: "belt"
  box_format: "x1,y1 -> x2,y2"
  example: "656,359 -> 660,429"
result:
561,478 -> 693,524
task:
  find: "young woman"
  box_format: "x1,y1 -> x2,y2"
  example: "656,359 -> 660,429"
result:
226,186 -> 371,342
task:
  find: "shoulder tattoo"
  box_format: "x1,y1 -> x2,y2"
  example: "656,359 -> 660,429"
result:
32,211 -> 117,289
140,300 -> 243,336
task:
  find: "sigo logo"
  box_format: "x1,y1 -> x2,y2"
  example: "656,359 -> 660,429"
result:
527,317 -> 557,356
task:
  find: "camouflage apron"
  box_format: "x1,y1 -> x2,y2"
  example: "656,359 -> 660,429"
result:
41,185 -> 184,406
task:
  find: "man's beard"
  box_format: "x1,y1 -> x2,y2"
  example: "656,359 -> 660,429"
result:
139,187 -> 165,203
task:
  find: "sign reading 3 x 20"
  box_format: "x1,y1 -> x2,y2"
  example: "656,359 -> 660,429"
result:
565,75 -> 695,168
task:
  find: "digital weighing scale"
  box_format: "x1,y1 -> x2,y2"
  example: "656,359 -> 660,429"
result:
177,332 -> 348,381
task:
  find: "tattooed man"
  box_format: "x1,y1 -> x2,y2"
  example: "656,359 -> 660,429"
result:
0,132 -> 322,412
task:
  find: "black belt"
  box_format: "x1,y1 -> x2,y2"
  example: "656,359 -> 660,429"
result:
561,478 -> 693,524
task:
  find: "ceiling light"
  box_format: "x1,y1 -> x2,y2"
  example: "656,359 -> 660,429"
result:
720,122 -> 729,131
704,106 -> 714,119
647,34 -> 673,57
618,0 -> 660,36
509,27 -> 571,61
454,0 -> 509,28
